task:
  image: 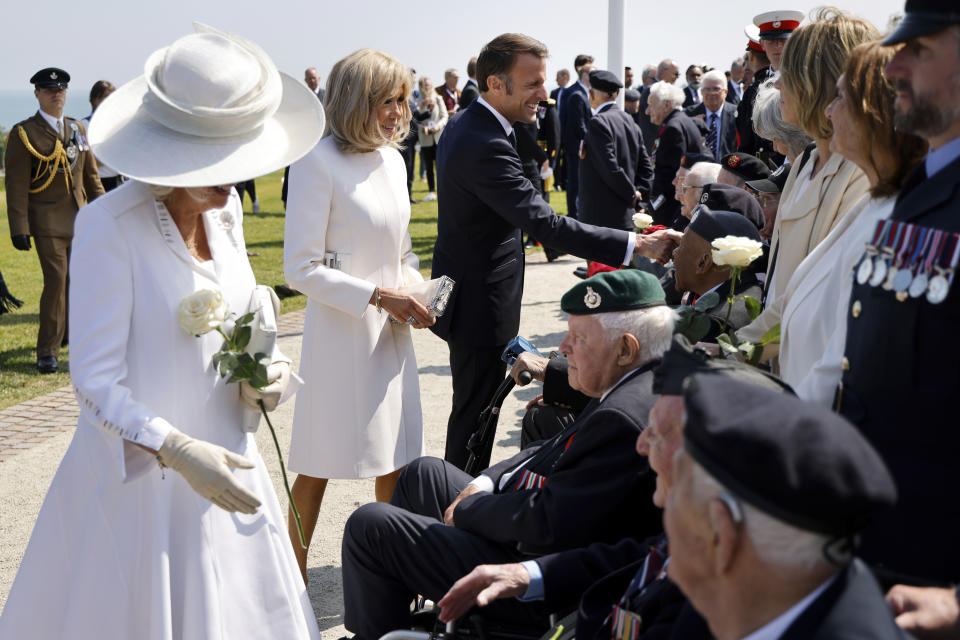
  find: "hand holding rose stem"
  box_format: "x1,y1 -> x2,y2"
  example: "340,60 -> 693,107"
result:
710,235 -> 764,334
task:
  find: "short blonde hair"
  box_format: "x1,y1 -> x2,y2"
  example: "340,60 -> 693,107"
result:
324,49 -> 412,153
780,7 -> 879,139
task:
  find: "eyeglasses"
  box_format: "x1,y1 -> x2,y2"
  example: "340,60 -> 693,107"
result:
701,87 -> 725,94
680,184 -> 703,194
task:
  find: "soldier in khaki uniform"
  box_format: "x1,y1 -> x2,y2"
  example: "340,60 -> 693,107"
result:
4,67 -> 104,373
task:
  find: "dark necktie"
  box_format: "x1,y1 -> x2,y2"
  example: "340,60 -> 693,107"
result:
705,113 -> 718,160
508,131 -> 518,151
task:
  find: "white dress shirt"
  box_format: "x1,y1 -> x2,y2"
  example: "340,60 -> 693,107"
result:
37,109 -> 64,136
739,575 -> 836,640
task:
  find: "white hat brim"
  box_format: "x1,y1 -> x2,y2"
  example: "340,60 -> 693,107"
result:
88,72 -> 324,187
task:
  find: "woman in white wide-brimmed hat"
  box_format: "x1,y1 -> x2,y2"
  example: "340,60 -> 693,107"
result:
0,25 -> 324,639
283,49 -> 435,582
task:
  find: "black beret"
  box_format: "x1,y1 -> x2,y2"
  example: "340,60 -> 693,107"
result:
688,205 -> 761,243
589,69 -> 623,94
720,153 -> 771,182
653,335 -> 792,395
883,0 -> 960,45
561,269 -> 665,315
30,67 -> 70,89
698,183 -> 764,230
682,374 -> 897,537
624,89 -> 641,102
746,162 -> 790,194
680,152 -> 716,169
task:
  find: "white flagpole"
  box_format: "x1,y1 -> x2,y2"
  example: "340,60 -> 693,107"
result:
608,0 -> 625,107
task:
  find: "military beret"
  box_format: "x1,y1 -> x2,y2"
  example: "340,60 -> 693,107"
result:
697,183 -> 764,230
884,0 -> 960,45
688,205 -> 762,243
653,335 -> 792,395
30,67 -> 70,89
680,152 -> 716,169
589,69 -> 623,94
746,162 -> 790,194
624,89 -> 641,102
561,269 -> 665,315
720,153 -> 771,182
682,374 -> 897,537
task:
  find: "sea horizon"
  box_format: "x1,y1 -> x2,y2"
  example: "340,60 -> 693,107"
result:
0,90 -> 90,133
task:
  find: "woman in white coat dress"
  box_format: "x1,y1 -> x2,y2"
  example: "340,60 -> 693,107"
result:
284,49 -> 435,583
778,42 -> 926,405
0,27 -> 325,640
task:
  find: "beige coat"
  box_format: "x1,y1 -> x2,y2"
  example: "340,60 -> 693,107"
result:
738,149 -> 869,346
416,94 -> 449,147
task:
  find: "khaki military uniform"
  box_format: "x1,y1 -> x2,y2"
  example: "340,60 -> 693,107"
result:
4,112 -> 104,358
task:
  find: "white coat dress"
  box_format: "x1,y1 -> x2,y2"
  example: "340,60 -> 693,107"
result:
284,137 -> 424,479
0,182 -> 321,640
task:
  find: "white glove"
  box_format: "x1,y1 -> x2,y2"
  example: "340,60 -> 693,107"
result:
156,427 -> 261,514
239,361 -> 290,412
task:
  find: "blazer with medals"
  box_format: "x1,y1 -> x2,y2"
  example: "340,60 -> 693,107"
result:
431,100 -> 630,346
578,103 -> 654,232
684,101 -> 738,160
452,364 -> 662,554
840,154 -> 960,585
5,112 -> 104,238
651,110 -> 704,226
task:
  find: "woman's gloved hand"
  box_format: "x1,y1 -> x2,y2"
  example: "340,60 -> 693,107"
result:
239,362 -> 291,412
156,427 -> 261,513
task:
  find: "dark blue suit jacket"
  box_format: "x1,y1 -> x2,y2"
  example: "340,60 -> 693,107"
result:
841,156 -> 960,585
578,103 -> 654,231
560,82 -> 590,155
431,101 -> 630,346
684,101 -> 738,161
726,78 -> 742,105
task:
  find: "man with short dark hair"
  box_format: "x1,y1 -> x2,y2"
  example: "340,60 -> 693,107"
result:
4,67 -> 104,374
624,65 -> 635,89
431,34 -> 678,472
460,57 -> 480,109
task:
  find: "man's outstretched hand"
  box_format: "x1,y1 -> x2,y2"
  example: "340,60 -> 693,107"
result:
634,229 -> 681,264
437,564 -> 532,623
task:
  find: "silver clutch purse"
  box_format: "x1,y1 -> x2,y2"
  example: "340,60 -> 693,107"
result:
391,275 -> 455,323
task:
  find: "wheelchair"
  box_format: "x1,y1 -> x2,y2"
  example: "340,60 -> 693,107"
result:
378,607 -> 577,640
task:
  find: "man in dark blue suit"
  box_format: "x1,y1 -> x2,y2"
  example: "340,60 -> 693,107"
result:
430,34 -> 678,472
560,64 -> 593,220
840,2 -> 960,592
684,69 -> 738,161
578,70 -> 653,232
726,58 -> 744,105
681,65 -> 702,108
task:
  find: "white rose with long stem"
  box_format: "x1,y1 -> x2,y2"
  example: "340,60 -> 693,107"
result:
178,290 -> 228,336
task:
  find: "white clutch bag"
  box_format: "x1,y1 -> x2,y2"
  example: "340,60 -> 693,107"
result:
391,275 -> 455,324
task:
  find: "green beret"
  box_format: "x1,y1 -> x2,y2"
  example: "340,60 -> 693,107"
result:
561,269 -> 666,315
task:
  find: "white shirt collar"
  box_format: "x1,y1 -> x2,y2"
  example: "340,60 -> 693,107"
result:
738,574 -> 838,640
592,100 -> 618,116
466,78 -> 477,87
37,109 -> 63,135
705,104 -> 722,120
577,80 -> 589,93
477,96 -> 513,137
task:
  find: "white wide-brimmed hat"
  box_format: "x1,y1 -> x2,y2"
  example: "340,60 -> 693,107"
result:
88,23 -> 324,187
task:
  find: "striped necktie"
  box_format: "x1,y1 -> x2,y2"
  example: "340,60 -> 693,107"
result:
705,113 -> 718,160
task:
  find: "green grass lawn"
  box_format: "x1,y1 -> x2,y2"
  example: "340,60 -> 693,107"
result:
0,159 -> 567,409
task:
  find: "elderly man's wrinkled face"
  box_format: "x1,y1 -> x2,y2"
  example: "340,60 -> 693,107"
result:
660,64 -> 680,84
672,228 -> 710,292
701,76 -> 727,112
647,95 -> 671,125
885,28 -> 960,143
757,191 -> 780,240
686,67 -> 703,89
664,449 -> 718,600
305,68 -> 320,91
679,176 -> 703,219
556,70 -> 569,87
559,314 -> 623,398
636,395 -> 686,507
673,167 -> 688,203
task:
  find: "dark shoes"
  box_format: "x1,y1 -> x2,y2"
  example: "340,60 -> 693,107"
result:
37,356 -> 58,374
274,284 -> 302,299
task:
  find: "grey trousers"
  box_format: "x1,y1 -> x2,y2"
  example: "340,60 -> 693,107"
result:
341,457 -> 548,640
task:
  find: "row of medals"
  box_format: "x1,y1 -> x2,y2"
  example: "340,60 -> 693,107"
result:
855,219 -> 956,304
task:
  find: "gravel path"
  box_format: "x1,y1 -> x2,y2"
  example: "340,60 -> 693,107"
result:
0,251 -> 582,636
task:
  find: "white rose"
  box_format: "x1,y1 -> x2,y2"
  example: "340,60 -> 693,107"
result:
711,236 -> 764,268
178,289 -> 228,336
633,212 -> 653,230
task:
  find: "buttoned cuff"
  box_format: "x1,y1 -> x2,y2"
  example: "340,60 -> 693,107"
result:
516,561 -> 544,601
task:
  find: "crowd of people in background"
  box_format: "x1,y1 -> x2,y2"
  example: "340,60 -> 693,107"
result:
4,1 -> 960,638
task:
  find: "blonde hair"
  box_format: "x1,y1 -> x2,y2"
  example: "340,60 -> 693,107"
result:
324,49 -> 412,153
780,7 -> 879,140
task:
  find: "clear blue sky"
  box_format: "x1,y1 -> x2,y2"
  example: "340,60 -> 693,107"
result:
4,0 -> 904,97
